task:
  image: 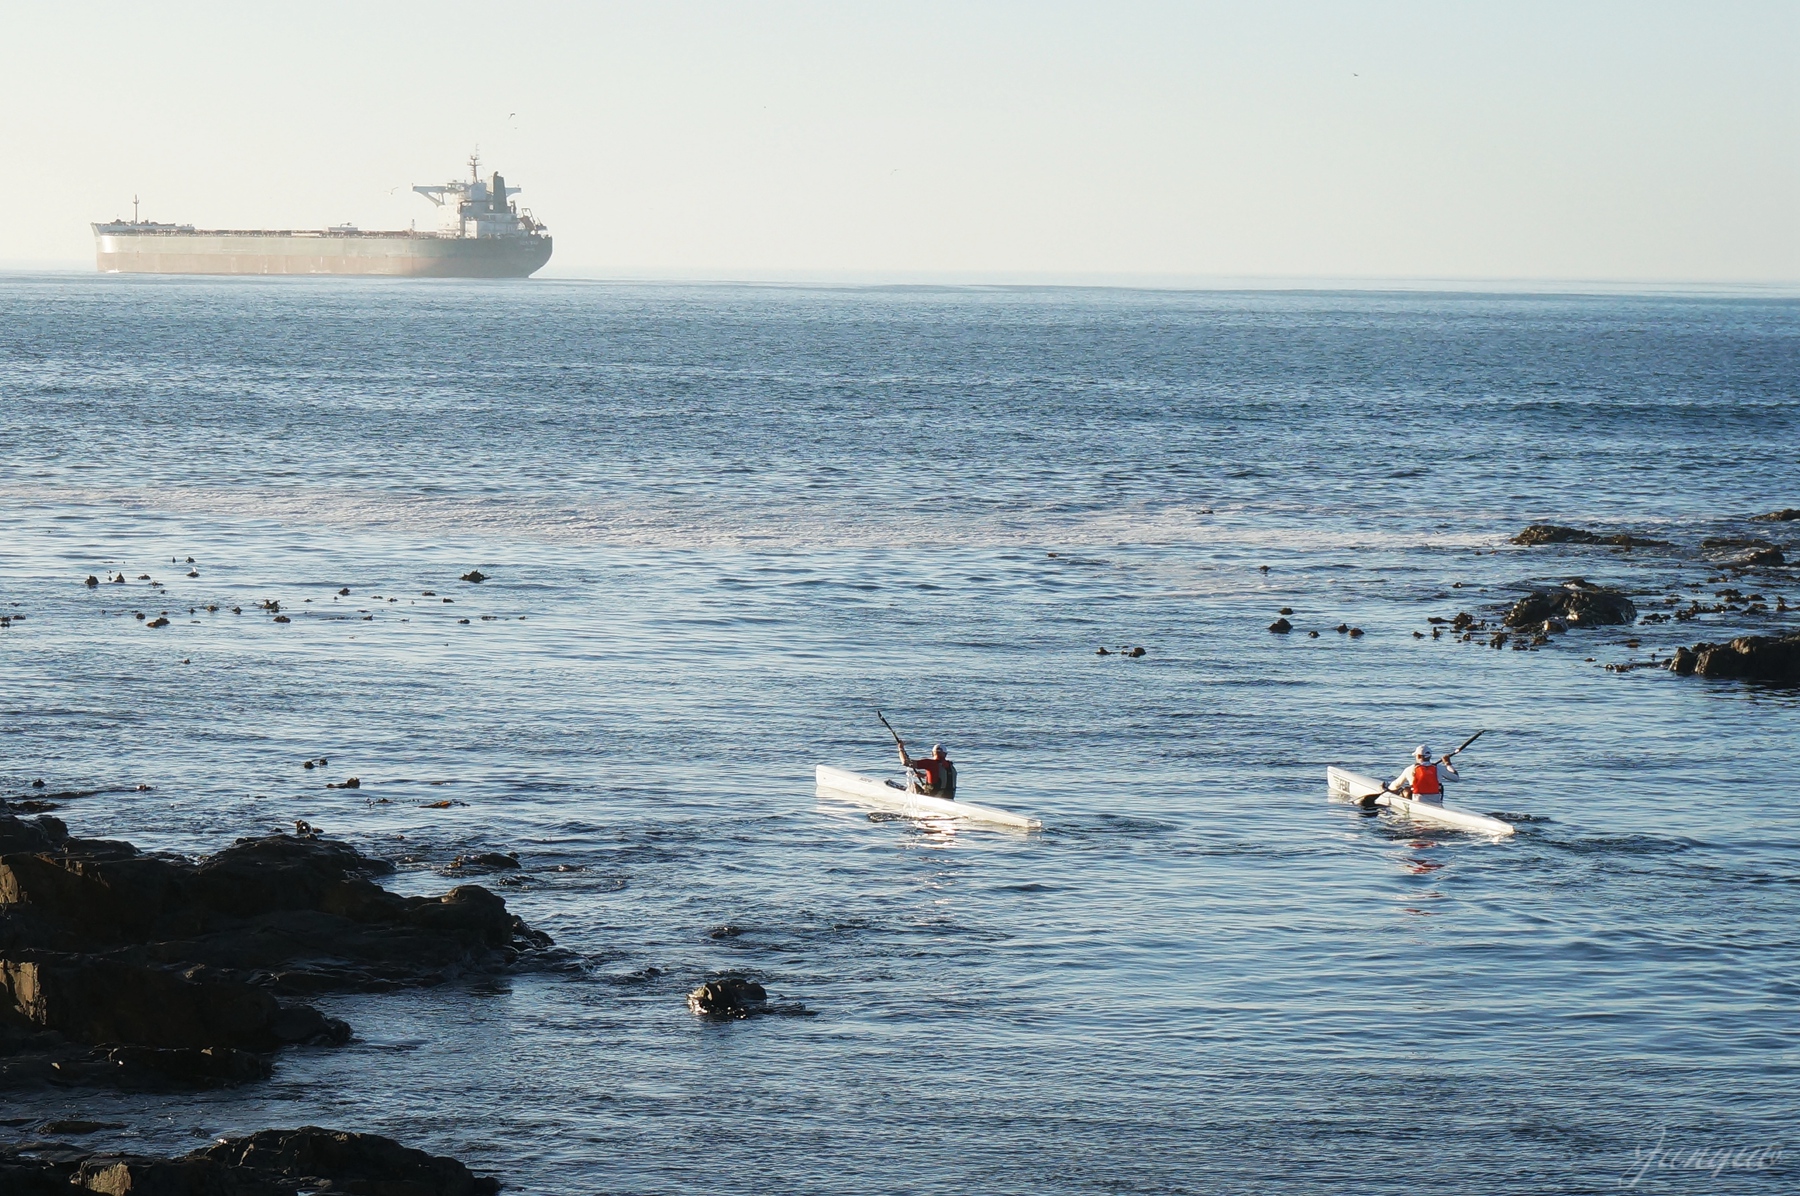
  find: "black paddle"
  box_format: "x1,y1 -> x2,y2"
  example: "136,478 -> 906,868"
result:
877,711 -> 918,793
1358,729 -> 1487,808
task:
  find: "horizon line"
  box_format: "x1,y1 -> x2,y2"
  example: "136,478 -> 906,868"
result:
3,262 -> 1797,299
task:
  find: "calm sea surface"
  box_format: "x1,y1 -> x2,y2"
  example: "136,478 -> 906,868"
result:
1,276 -> 1797,1193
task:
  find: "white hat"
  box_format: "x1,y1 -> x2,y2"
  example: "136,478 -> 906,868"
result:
1414,744 -> 1431,759
932,743 -> 945,754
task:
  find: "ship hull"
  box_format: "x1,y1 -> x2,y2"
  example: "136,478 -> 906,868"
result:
94,231 -> 552,278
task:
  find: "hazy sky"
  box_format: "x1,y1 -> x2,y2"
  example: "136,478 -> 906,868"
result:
3,1 -> 1796,281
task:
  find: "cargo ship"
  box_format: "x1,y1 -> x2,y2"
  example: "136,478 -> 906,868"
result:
92,158 -> 552,278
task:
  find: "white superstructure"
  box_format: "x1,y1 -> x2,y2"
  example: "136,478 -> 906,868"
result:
412,155 -> 547,241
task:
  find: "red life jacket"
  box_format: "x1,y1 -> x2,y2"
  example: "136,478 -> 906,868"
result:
912,758 -> 955,797
1410,762 -> 1442,797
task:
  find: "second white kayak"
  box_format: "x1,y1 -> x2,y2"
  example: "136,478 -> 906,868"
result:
815,764 -> 1043,831
1327,766 -> 1516,837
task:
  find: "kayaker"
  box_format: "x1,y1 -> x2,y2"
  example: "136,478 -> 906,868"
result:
1392,744 -> 1458,803
898,742 -> 958,799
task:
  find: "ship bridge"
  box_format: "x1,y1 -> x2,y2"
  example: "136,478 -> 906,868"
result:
413,156 -> 544,240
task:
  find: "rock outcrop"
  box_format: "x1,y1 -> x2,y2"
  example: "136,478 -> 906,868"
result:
1,814 -> 549,1089
0,956 -> 345,1052
0,1126 -> 500,1194
1503,581 -> 1637,629
1669,633 -> 1800,683
688,977 -> 767,1018
1512,524 -> 1668,548
1751,508 -> 1800,522
1513,524 -> 1603,545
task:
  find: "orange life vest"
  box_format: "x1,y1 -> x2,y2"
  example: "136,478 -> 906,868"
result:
1410,762 -> 1442,797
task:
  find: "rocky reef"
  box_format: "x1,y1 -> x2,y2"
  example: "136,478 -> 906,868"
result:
1,1125 -> 499,1194
1511,523 -> 1669,548
1,812 -> 549,1090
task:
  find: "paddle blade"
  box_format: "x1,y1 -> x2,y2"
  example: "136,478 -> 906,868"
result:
1448,729 -> 1487,758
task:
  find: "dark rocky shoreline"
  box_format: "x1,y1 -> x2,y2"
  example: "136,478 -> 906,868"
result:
2,812 -> 552,1188
2,1125 -> 501,1194
2,811 -> 550,1091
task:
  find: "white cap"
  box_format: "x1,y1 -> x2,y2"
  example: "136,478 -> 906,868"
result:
1414,744 -> 1430,759
932,743 -> 945,754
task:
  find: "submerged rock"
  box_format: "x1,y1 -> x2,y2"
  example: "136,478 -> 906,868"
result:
449,852 -> 520,872
460,570 -> 488,583
1669,633 -> 1800,683
38,1120 -> 124,1135
1503,581 -> 1637,629
1737,546 -> 1785,567
1268,618 -> 1292,633
1751,508 -> 1800,522
0,1126 -> 500,1195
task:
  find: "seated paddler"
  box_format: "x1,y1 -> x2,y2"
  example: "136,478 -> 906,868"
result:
898,741 -> 957,799
1392,744 -> 1458,804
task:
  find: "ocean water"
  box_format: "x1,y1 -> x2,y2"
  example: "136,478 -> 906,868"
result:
1,275 -> 1797,1193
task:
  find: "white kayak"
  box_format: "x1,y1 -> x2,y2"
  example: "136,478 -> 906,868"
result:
815,765 -> 1043,831
1327,766 -> 1515,837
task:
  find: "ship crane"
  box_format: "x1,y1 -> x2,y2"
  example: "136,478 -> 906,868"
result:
412,159 -> 528,240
